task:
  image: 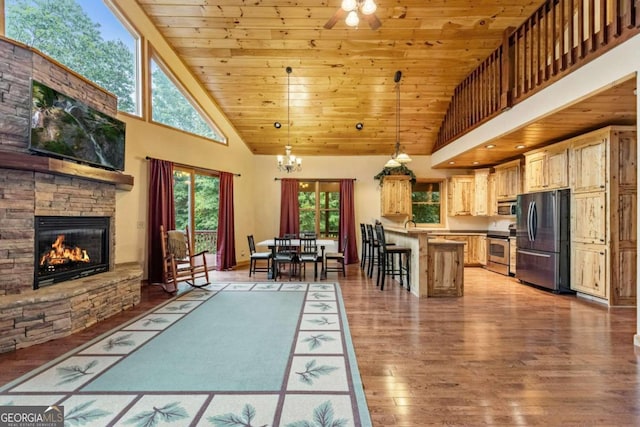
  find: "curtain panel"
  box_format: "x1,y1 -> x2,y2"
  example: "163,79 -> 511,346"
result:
216,172 -> 237,270
279,178 -> 300,237
339,179 -> 359,264
147,159 -> 175,284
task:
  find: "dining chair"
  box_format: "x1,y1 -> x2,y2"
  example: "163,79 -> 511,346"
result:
247,235 -> 272,277
299,237 -> 322,280
324,234 -> 347,278
274,236 -> 298,280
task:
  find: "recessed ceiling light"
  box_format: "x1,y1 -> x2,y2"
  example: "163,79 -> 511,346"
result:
516,144 -> 526,149
485,144 -> 495,149
472,161 -> 479,165
274,122 -> 282,129
449,161 -> 455,165
355,122 -> 363,130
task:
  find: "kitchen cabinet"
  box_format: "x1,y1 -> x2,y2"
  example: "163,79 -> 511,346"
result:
447,175 -> 474,216
429,234 -> 486,266
487,173 -> 497,216
509,237 -> 517,275
381,175 -> 412,218
493,159 -> 521,201
567,126 -> 637,305
473,168 -> 491,216
524,143 -> 569,192
427,240 -> 464,297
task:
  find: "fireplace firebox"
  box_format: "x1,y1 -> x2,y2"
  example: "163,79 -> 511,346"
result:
34,216 -> 110,289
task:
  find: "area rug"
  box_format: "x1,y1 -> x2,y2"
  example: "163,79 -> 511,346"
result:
0,282 -> 372,426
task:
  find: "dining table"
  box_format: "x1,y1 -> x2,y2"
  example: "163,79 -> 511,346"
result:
256,238 -> 336,280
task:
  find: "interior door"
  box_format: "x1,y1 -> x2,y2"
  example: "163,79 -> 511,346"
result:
173,167 -> 219,266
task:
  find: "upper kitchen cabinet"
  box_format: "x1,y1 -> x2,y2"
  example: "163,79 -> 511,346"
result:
447,175 -> 474,216
473,169 -> 491,216
569,135 -> 608,192
381,175 -> 412,218
493,159 -> 522,201
524,142 -> 569,192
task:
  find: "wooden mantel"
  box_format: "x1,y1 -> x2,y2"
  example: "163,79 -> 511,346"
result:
0,151 -> 134,190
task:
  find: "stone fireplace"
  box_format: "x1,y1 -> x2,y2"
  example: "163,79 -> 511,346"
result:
0,38 -> 141,353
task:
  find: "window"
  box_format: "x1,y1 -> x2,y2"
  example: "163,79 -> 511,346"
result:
150,57 -> 225,143
412,180 -> 444,226
4,0 -> 140,115
299,181 -> 340,238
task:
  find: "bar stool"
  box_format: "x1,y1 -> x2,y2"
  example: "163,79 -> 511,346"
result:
374,223 -> 411,291
360,223 -> 370,270
366,223 -> 396,279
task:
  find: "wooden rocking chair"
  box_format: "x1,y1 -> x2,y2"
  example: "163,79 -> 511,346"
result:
160,225 -> 211,292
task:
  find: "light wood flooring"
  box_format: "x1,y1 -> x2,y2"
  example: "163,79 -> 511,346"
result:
1,265 -> 639,426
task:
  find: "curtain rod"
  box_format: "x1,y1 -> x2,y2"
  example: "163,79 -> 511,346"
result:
274,178 -> 356,181
145,156 -> 241,177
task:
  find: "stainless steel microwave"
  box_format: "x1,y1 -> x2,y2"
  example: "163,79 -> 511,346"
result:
497,201 -> 516,215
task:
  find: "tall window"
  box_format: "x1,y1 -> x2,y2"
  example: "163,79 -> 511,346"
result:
299,181 -> 340,238
412,180 -> 444,226
151,57 -> 225,143
4,0 -> 140,115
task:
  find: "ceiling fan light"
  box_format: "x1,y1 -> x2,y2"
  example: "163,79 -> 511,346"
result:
395,152 -> 412,163
361,0 -> 377,15
384,158 -> 401,168
341,0 -> 357,11
345,10 -> 359,26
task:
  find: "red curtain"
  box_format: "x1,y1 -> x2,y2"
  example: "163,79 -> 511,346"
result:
339,179 -> 359,264
279,178 -> 300,237
216,172 -> 237,270
147,159 -> 175,284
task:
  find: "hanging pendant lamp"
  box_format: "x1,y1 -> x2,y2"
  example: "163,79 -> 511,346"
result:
276,66 -> 302,173
384,70 -> 412,168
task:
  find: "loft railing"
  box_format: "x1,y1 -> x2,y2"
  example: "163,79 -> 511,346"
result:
433,0 -> 640,151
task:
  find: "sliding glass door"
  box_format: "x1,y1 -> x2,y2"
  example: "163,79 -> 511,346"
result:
173,167 -> 219,265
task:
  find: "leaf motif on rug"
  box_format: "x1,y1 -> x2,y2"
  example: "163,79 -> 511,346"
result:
295,360 -> 339,385
103,333 -> 135,351
303,334 -> 336,351
56,360 -> 98,385
164,303 -> 193,311
309,303 -> 333,312
306,316 -> 335,326
285,400 -> 348,427
123,401 -> 188,426
142,317 -> 170,327
208,403 -> 264,427
64,399 -> 111,425
309,292 -> 331,300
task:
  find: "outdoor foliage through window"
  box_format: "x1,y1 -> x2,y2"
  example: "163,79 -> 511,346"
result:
412,181 -> 442,224
5,0 -> 138,115
299,181 -> 340,238
151,59 -> 225,142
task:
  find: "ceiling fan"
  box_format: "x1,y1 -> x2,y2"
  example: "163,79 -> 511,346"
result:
324,0 -> 382,30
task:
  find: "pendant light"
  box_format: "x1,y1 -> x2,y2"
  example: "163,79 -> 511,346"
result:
276,66 -> 302,173
384,70 -> 412,168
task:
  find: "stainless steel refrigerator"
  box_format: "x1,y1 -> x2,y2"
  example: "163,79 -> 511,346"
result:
516,189 -> 571,293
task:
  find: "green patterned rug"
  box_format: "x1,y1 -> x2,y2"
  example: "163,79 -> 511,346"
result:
0,282 -> 371,426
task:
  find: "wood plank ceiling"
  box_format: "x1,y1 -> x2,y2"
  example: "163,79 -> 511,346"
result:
136,0 -> 636,167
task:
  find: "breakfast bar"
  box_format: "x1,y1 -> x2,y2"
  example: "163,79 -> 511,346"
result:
384,227 -> 465,298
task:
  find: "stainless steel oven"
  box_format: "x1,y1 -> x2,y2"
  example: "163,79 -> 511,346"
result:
486,232 -> 510,275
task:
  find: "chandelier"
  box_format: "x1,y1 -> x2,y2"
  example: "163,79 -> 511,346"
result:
342,0 -> 377,27
277,66 -> 302,173
384,70 -> 412,168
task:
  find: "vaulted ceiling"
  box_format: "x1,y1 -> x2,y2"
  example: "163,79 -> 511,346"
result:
136,0 -> 636,167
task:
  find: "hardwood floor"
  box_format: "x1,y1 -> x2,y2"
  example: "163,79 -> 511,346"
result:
1,265 -> 639,426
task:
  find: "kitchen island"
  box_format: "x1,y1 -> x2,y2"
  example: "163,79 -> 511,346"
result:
384,227 -> 466,297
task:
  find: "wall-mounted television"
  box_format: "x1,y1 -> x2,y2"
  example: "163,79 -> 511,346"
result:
29,79 -> 126,171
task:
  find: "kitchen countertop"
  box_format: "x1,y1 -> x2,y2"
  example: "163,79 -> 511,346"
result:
384,226 -> 487,236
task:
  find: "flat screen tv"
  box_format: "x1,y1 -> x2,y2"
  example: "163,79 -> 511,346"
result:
29,79 -> 126,171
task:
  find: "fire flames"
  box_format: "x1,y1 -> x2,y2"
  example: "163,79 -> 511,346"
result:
39,234 -> 90,266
